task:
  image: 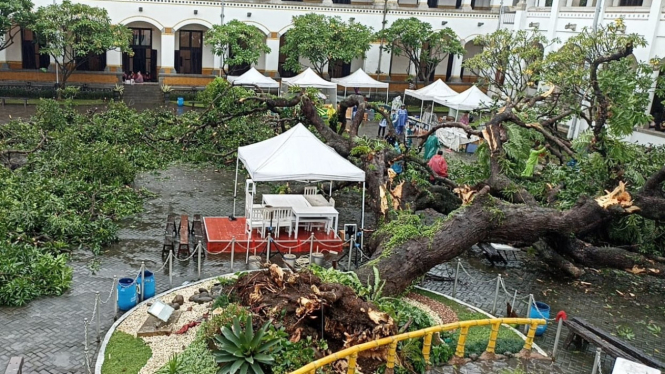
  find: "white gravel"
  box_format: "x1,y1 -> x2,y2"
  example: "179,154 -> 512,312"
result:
116,279 -> 217,374
402,297 -> 444,326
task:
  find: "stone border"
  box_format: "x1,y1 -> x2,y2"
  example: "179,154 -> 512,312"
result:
94,273 -> 241,374
414,286 -> 549,357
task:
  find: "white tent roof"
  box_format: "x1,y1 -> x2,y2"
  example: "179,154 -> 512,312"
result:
281,68 -> 337,89
227,67 -> 279,88
237,123 -> 366,182
404,79 -> 458,101
331,68 -> 389,89
435,85 -> 493,111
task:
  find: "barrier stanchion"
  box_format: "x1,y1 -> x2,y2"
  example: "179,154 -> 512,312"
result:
452,259 -> 460,298
511,290 -> 518,313
140,261 -> 146,302
197,241 -> 202,280
113,274 -> 118,318
84,318 -> 89,351
524,294 -> 534,334
169,251 -> 173,287
491,274 -> 501,315
267,233 -> 272,261
591,348 -> 602,374
552,317 -> 564,360
231,237 -> 236,271
348,234 -> 355,271
95,291 -> 101,342
246,236 -> 251,264
309,233 -> 314,263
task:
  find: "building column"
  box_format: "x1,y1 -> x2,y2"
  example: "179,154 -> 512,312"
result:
461,0 -> 473,10
265,33 -> 281,78
106,50 -> 123,74
643,0 -> 663,114
0,48 -> 7,70
161,29 -> 175,75
545,0 -> 562,43
448,54 -> 464,82
490,0 -> 503,12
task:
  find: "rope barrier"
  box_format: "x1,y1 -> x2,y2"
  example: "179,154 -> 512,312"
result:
152,252 -> 172,272
204,240 -> 233,254
458,262 -> 497,284
499,277 -> 531,300
174,248 -> 198,262
99,276 -> 117,304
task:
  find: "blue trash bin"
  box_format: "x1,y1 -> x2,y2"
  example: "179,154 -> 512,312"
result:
529,301 -> 550,336
117,278 -> 138,311
137,270 -> 155,299
177,97 -> 184,107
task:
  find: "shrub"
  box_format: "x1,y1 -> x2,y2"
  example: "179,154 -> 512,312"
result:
199,303 -> 249,344
155,338 -> 217,374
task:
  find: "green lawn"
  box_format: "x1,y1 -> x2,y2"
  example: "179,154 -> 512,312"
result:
415,289 -> 526,356
169,100 -> 206,108
101,331 -> 152,374
2,98 -> 106,106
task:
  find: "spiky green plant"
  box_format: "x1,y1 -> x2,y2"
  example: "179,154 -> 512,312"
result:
213,315 -> 278,374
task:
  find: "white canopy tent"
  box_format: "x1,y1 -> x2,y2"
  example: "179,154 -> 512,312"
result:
331,68 -> 389,104
227,67 -> 279,89
281,68 -> 338,106
403,79 -> 458,120
434,85 -> 493,119
233,123 -> 367,233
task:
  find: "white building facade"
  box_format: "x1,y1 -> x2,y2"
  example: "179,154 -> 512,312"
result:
0,0 -> 664,142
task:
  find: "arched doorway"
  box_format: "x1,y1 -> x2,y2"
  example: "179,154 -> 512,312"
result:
122,22 -> 161,81
461,40 -> 482,82
278,32 -> 297,78
20,28 -> 50,70
650,63 -> 664,131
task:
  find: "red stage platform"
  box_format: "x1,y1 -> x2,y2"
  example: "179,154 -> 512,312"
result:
204,217 -> 344,254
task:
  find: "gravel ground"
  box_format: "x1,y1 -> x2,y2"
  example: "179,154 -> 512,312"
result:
116,279 -> 216,374
407,293 -> 459,325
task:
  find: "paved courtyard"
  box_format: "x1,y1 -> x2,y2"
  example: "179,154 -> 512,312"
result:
1,121 -> 664,373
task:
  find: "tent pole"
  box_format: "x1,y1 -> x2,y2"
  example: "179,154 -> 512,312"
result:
420,100 -> 424,118
329,181 -> 332,197
344,87 -> 347,98
431,103 -> 435,122
233,156 -> 239,217
385,88 -> 389,104
360,181 -> 366,250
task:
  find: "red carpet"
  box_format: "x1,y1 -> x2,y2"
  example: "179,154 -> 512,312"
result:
204,217 -> 343,254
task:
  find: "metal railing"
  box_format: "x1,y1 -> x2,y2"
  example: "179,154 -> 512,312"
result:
289,318 -> 546,374
502,11 -> 516,24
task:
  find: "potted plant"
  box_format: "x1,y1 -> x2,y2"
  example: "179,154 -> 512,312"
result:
113,84 -> 124,100
161,84 -> 173,103
406,75 -> 415,89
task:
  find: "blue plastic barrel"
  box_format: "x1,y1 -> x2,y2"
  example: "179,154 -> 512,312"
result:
177,97 -> 184,107
529,301 -> 550,336
137,270 -> 155,299
117,278 -> 138,311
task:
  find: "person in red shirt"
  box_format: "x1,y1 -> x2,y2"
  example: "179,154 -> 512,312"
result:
427,150 -> 448,182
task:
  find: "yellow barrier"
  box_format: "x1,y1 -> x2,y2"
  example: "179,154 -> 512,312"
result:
289,318 -> 546,374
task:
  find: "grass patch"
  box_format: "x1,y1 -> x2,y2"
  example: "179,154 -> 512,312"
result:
101,331 -> 152,374
414,289 -> 525,357
155,337 -> 217,374
169,100 -> 206,108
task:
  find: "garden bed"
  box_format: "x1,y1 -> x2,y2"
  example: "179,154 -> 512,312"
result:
99,267 -> 534,374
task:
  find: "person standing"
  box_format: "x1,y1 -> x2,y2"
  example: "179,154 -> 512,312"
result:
378,112 -> 389,138
427,150 -> 448,181
521,141 -> 549,177
396,105 -> 408,135
460,112 -> 470,125
135,71 -> 144,83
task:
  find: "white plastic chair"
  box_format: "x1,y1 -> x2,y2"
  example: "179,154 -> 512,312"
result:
304,186 -> 317,195
272,207 -> 293,238
246,206 -> 268,235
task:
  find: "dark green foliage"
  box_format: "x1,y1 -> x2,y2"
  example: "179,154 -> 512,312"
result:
155,338 -> 217,374
213,315 -> 279,374
199,303 -> 250,344
262,326 -> 327,374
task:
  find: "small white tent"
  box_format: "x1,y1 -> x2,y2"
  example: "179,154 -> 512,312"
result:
227,67 -> 279,89
436,85 -> 493,113
331,68 -> 389,103
233,123 -> 367,231
404,79 -> 458,119
281,68 -> 338,105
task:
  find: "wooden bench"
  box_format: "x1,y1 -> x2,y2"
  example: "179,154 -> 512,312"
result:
165,214 -> 176,236
162,235 -> 174,258
191,214 -> 203,240
178,214 -> 190,258
0,97 -> 29,107
563,317 -> 665,369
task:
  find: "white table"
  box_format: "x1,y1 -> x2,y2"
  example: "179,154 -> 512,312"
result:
304,194 -> 329,207
291,205 -> 339,238
262,194 -> 338,238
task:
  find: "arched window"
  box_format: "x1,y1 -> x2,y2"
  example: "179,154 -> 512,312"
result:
21,28 -> 50,70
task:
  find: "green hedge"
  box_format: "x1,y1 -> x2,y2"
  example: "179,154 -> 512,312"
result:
0,86 -> 112,100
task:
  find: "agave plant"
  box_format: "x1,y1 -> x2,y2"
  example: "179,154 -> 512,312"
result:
213,314 -> 278,374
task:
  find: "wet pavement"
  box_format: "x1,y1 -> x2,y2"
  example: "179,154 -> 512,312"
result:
1,115 -> 664,373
